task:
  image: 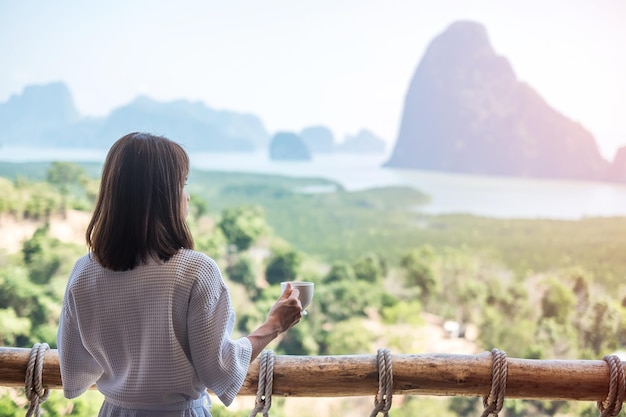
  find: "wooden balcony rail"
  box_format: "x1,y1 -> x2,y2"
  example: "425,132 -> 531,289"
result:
1,347 -> 624,402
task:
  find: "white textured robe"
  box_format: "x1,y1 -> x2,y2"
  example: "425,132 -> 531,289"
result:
57,249 -> 252,416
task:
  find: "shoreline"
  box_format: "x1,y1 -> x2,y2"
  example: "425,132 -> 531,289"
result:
2,147 -> 626,220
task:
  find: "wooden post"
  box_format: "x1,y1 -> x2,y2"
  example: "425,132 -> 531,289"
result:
0,347 -> 621,401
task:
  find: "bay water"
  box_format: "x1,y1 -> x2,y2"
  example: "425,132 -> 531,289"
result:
2,146 -> 626,220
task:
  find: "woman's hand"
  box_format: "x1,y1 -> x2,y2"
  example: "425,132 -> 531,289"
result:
267,282 -> 303,333
246,282 -> 303,361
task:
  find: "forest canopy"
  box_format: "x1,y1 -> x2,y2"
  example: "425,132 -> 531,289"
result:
1,161 -> 625,417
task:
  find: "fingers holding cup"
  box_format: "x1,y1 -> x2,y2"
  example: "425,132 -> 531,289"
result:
281,281 -> 314,315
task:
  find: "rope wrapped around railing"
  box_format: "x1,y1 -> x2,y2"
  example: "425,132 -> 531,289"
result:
0,346 -> 625,404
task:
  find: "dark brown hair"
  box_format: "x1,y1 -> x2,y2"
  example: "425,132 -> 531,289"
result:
87,132 -> 194,270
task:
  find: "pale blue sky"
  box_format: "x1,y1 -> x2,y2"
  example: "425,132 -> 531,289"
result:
1,0 -> 625,159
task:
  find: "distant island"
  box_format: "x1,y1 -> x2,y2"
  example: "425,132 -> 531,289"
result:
0,83 -> 386,156
270,128 -> 387,160
269,132 -> 312,161
384,20 -> 626,183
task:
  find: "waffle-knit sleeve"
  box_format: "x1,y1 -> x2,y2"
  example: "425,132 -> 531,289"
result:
187,258 -> 252,406
57,286 -> 104,398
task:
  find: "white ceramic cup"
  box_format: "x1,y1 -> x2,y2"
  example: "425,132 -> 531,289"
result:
281,281 -> 314,315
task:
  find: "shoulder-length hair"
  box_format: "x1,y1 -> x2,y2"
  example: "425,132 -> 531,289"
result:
87,132 -> 194,271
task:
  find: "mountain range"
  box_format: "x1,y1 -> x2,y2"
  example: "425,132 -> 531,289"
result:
0,83 -> 270,152
384,20 -> 626,183
0,84 -> 386,155
2,21 -> 624,182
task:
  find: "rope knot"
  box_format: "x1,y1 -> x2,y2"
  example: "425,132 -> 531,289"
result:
249,350 -> 275,417
369,348 -> 393,417
597,354 -> 625,417
25,342 -> 50,417
481,348 -> 508,417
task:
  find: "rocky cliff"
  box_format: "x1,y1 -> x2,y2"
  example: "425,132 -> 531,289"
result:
384,21 -> 614,182
608,147 -> 626,183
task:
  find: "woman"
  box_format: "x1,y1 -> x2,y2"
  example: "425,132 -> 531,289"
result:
57,132 -> 302,416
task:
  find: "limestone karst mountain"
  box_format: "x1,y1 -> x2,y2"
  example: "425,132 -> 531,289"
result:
337,129 -> 386,154
608,146 -> 626,183
384,20 -> 616,182
98,96 -> 269,151
269,132 -> 312,161
0,82 -> 80,146
300,125 -> 336,153
0,83 -> 270,151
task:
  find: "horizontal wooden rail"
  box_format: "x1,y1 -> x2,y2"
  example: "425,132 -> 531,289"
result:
1,347 -> 623,401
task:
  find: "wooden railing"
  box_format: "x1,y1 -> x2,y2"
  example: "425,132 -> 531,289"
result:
1,347 -> 624,402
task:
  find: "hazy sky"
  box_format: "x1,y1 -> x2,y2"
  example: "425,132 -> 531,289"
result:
1,0 -> 625,159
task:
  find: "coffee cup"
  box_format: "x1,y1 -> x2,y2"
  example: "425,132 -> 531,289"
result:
281,281 -> 314,315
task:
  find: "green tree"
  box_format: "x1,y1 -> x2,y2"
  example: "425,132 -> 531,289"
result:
352,253 -> 384,283
23,182 -> 60,220
188,192 -> 209,221
454,279 -> 488,324
616,304 -> 626,346
478,305 -> 539,358
317,279 -> 380,322
39,391 -> 104,417
265,248 -> 302,286
323,317 -> 375,354
324,261 -> 355,283
0,177 -> 15,215
401,245 -> 439,301
276,317 -> 318,355
0,266 -> 50,346
218,206 -> 269,252
571,269 -> 591,316
22,224 -> 61,284
226,255 -> 258,298
475,276 -> 545,358
381,299 -> 423,325
0,393 -> 19,417
540,278 -> 576,325
535,316 -> 579,358
448,396 -> 480,417
583,301 -> 621,355
46,161 -> 88,216
0,308 -> 31,346
195,228 -> 227,259
557,268 -> 592,340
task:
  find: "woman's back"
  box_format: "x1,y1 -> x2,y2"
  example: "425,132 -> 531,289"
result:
59,249 -> 251,410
